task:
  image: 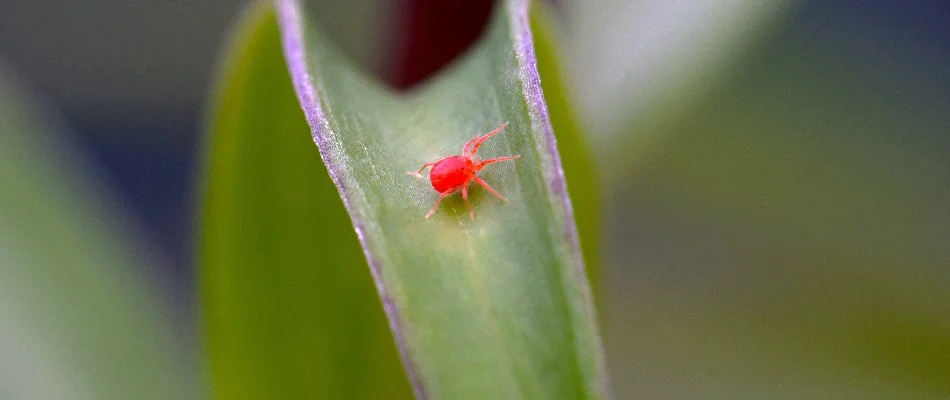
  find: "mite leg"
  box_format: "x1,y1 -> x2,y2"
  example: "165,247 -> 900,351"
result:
472,175 -> 507,202
407,161 -> 437,177
425,188 -> 456,218
463,121 -> 509,156
425,193 -> 446,218
476,155 -> 520,170
461,184 -> 474,220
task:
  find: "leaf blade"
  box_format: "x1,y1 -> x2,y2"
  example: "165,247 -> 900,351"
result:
275,0 -> 609,397
200,3 -> 413,398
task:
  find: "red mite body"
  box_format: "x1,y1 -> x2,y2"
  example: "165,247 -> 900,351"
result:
429,156 -> 475,193
408,122 -> 519,220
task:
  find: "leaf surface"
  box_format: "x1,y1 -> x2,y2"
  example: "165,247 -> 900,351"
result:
200,3 -> 412,399
202,0 -> 609,398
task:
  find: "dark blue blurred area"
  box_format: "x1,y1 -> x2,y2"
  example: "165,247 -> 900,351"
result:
0,0 -> 948,308
816,0 -> 950,52
61,109 -> 199,298
794,1 -> 950,77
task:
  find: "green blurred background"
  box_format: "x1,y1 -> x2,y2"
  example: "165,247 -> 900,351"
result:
1,0 -> 947,398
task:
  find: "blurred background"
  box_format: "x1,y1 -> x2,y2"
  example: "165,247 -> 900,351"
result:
1,0 -> 948,398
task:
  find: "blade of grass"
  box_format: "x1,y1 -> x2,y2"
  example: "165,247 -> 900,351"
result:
530,4 -> 601,286
200,3 -> 413,399
275,0 -> 610,397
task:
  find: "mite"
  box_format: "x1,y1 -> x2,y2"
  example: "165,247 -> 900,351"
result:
408,121 -> 520,220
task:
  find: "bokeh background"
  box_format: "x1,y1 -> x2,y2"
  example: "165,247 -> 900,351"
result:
1,0 -> 948,398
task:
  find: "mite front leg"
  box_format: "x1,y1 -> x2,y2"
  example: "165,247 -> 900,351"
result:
406,161 -> 438,177
463,121 -> 509,156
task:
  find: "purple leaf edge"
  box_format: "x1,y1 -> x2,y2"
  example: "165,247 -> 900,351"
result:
274,1 -> 428,399
508,2 -> 611,398
274,0 -> 608,398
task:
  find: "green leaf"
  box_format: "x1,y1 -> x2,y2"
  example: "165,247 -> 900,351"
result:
0,67 -> 195,398
201,0 -> 609,397
200,3 -> 411,399
276,0 -> 609,396
530,5 -> 601,287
